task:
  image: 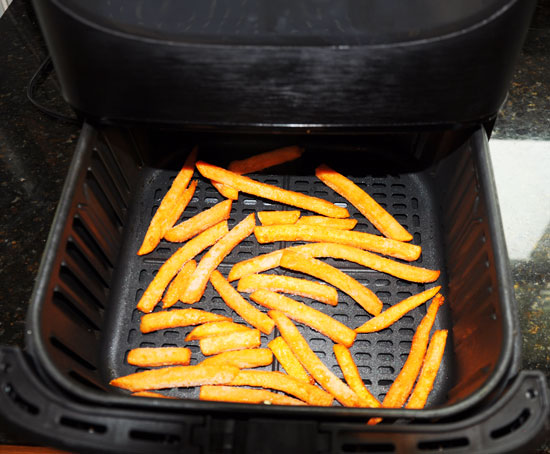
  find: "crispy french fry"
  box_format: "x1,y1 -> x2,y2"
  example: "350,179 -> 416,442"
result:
355,286 -> 441,333
162,259 -> 197,309
255,225 -> 420,261
212,180 -> 240,200
140,308 -> 230,334
200,385 -> 306,406
382,294 -> 444,408
238,274 -> 338,306
127,347 -> 192,367
228,250 -> 284,282
164,199 -> 233,243
296,216 -> 357,230
137,221 -> 228,313
230,370 -> 334,406
229,146 -> 304,174
138,148 -> 197,255
250,290 -> 356,347
196,162 -> 349,218
182,214 -> 256,303
280,251 -> 383,316
210,270 -> 275,334
268,337 -> 314,384
257,210 -> 301,226
406,330 -> 448,409
185,321 -> 251,341
270,310 -> 360,407
333,344 -> 380,408
316,164 -> 413,242
200,329 -> 261,356
201,348 -> 273,369
110,364 -> 239,392
131,391 -> 177,399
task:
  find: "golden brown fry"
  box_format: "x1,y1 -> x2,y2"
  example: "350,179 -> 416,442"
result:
196,162 -> 349,218
316,164 -> 413,242
137,221 -> 228,313
250,290 -> 356,347
355,286 -> 441,333
257,210 -> 301,226
110,364 -> 239,392
200,385 -> 306,406
138,148 -> 197,255
201,348 -> 273,369
238,274 -> 338,306
270,310 -> 360,407
127,347 -> 192,367
255,225 -> 420,261
162,259 -> 197,309
185,321 -> 251,341
182,214 -> 256,303
212,180 -> 240,200
406,330 -> 448,409
210,270 -> 275,334
165,199 -> 233,243
280,251 -> 383,316
296,216 -> 357,230
131,391 -> 177,399
228,146 -> 304,174
268,337 -> 314,384
140,308 -> 230,334
200,329 -> 261,356
228,250 -> 285,282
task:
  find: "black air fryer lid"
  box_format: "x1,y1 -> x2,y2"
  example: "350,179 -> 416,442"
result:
33,0 -> 536,129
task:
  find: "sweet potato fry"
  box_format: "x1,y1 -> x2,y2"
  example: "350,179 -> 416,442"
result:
212,180 -> 240,200
406,330 -> 448,409
131,391 -> 177,399
201,348 -> 273,369
185,321 -> 251,341
316,164 -> 413,242
164,199 -> 233,243
200,329 -> 261,356
255,224 -> 420,261
250,290 -> 356,347
268,337 -> 314,384
333,344 -> 380,408
210,270 -> 275,334
137,221 -> 228,313
230,370 -> 334,406
162,259 -> 197,309
355,286 -> 441,333
110,364 -> 239,392
270,310 -> 360,407
182,214 -> 256,303
296,216 -> 357,230
127,347 -> 192,367
138,147 -> 197,255
229,146 -> 304,174
382,294 -> 444,408
196,162 -> 349,218
280,251 -> 383,316
200,385 -> 306,406
140,308 -> 230,334
257,210 -> 301,226
238,274 -> 338,306
228,250 -> 285,282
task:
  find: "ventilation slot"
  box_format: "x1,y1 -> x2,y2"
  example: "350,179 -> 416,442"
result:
85,170 -> 123,228
129,429 -> 181,445
68,370 -> 104,391
67,240 -> 110,290
417,437 -> 469,451
490,409 -> 531,439
52,290 -> 100,332
59,416 -> 107,434
73,216 -> 113,269
50,336 -> 97,371
4,383 -> 39,415
60,266 -> 104,310
91,149 -> 127,213
341,442 -> 395,453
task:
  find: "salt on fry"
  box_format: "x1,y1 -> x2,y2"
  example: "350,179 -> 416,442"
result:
228,250 -> 284,282
296,216 -> 357,230
268,337 -> 314,384
200,329 -> 261,356
200,386 -> 306,406
257,210 -> 301,226
185,321 -> 251,341
127,347 -> 191,367
162,259 -> 197,309
201,348 -> 273,369
140,308 -> 230,334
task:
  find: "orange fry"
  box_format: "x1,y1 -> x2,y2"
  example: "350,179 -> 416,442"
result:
229,146 -> 304,174
186,321 -> 251,341
268,337 -> 314,385
165,199 -> 233,243
127,347 -> 191,367
255,224 -> 420,261
110,364 -> 239,392
196,161 -> 349,218
212,180 -> 239,200
257,210 -> 301,226
200,329 -> 261,356
280,251 -> 383,316
270,310 -> 360,407
382,294 -> 444,408
200,385 -> 306,406
162,259 -> 197,309
250,290 -> 356,347
138,147 -> 197,255
182,214 -> 256,303
238,274 -> 338,306
137,221 -> 228,313
316,164 -> 413,242
201,348 -> 273,369
210,270 -> 275,334
406,330 -> 448,409
140,308 -> 230,334
131,391 -> 177,399
333,344 -> 380,408
296,216 -> 357,230
355,286 -> 441,333
230,370 -> 334,406
228,250 -> 284,282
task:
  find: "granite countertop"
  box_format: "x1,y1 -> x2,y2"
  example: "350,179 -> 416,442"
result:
0,0 -> 549,451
